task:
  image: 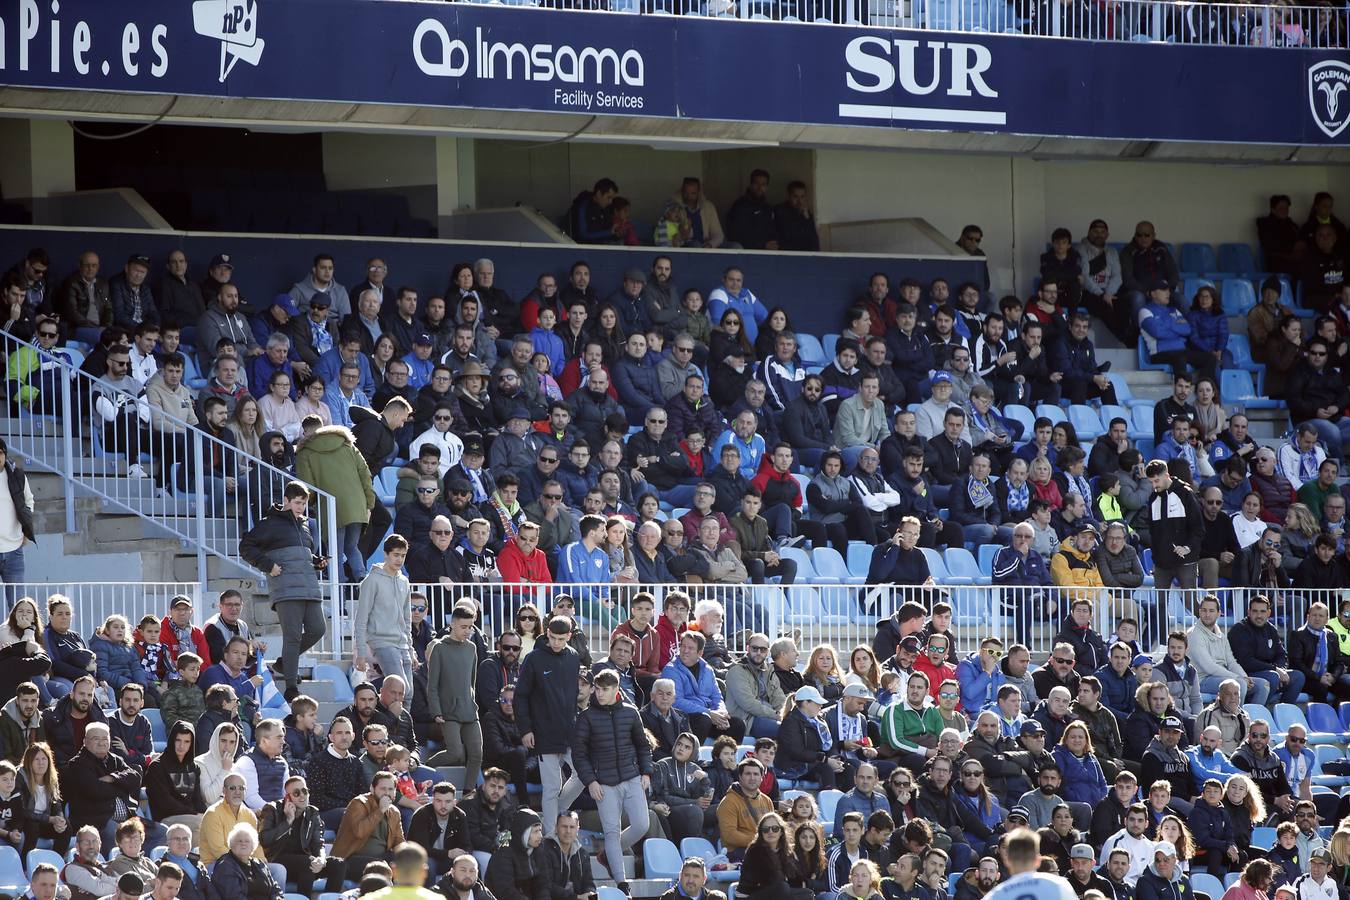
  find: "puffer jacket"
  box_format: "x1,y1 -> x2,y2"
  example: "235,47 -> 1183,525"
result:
1050,538 -> 1105,601
43,627 -> 95,684
1051,744 -> 1108,805
1188,798 -> 1236,858
92,634 -> 149,692
238,505 -> 322,605
570,698 -> 653,787
536,834 -> 596,900
1095,664 -> 1138,721
486,808 -> 549,900
1133,860 -> 1190,900
209,849 -> 283,900
1140,303 -> 1191,355
1186,308 -> 1229,355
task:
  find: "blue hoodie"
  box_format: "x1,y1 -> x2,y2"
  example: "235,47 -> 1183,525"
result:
660,655 -> 723,716
1140,302 -> 1191,356
956,651 -> 1008,714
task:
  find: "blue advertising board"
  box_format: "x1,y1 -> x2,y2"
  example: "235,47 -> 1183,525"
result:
0,0 -> 1346,144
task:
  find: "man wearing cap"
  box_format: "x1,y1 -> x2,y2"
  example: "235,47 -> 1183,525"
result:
1294,849 -> 1338,900
1050,522 -> 1106,603
1139,717 -> 1195,813
290,253 -> 351,320
109,254 -> 159,330
1131,840 -> 1190,900
1067,843 -> 1112,898
489,408 -> 543,482
286,290 -> 339,371
604,268 -> 651,337
398,332 -> 437,392
196,282 -> 260,374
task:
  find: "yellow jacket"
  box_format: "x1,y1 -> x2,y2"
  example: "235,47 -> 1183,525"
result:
199,800 -> 263,865
1049,538 -> 1104,601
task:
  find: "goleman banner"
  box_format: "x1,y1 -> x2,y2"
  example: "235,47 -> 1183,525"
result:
0,0 -> 1348,144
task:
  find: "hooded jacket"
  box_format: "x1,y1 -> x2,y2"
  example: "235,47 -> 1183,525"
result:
1132,859 -> 1190,900
238,504 -> 322,605
486,808 -> 549,900
294,426 -> 375,528
536,833 -> 597,900
145,721 -> 206,819
1147,478 -> 1204,570
1139,736 -> 1193,803
515,639 -> 582,755
0,696 -> 46,763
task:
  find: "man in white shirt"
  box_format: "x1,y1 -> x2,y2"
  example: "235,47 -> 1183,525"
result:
128,321 -> 160,386
1294,849 -> 1339,900
1277,424 -> 1328,491
1097,803 -> 1156,886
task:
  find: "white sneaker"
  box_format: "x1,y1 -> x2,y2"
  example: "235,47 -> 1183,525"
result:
127,463 -> 150,479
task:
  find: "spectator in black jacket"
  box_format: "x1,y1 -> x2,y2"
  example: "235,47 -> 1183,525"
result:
536,811 -> 598,900
486,808 -> 549,900
1294,534 -> 1349,589
66,722 -> 142,847
779,375 -> 834,471
641,678 -> 690,761
482,685 -> 531,802
572,669 -> 652,887
258,774 -> 346,894
462,768 -> 517,868
41,675 -> 106,765
1054,599 -> 1110,677
708,444 -> 752,515
1288,601 -> 1350,703
0,636 -> 48,709
515,619 -> 583,839
1144,460 -> 1204,595
924,408 -> 975,506
405,782 -> 470,881
306,717 -> 366,831
1285,338 -> 1350,460
1228,594 -> 1305,705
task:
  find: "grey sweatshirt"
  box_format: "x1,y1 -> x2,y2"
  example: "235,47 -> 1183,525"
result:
353,566 -> 412,656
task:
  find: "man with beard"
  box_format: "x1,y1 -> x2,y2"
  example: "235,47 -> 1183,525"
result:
258,775 -> 347,895
436,851 -> 498,900
406,782 -> 470,882
1139,717 -> 1195,814
1097,804 -> 1154,886
955,855 -> 1001,900
641,256 -> 682,334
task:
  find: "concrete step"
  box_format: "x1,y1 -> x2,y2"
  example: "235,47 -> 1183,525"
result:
169,553 -> 257,582
90,515 -> 186,543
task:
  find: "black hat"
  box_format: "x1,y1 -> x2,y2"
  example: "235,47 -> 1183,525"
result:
209,253 -> 233,269
118,873 -> 146,893
127,254 -> 151,268
1160,716 -> 1183,731
309,292 -> 331,309
463,439 -> 485,457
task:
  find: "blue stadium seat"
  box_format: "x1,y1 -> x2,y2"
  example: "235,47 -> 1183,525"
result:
1307,702 -> 1343,740
681,838 -> 735,880
1340,702 -> 1350,732
1244,703 -> 1280,735
921,548 -> 970,585
813,547 -> 864,585
1182,276 -> 1216,302
26,849 -> 63,878
1250,827 -> 1277,850
1218,243 -> 1258,277
1221,370 -> 1280,410
1105,373 -> 1147,410
818,788 -> 844,835
1277,703 -> 1337,743
644,838 -> 683,882
376,466 -> 400,506
1191,873 -> 1224,900
1004,404 -> 1036,437
1222,277 -> 1257,315
779,546 -> 820,583
600,888 -> 630,900
822,334 -> 840,360
143,708 -> 167,753
1131,403 -> 1155,441
313,664 -> 355,702
1068,405 -> 1104,439
1137,337 -> 1170,372
945,547 -> 989,586
1100,404 -> 1142,441
796,333 -> 828,367
792,473 -> 811,512
977,543 -> 1001,576
818,586 -> 862,625
1313,744 -> 1348,788
846,542 -> 872,578
1180,244 -> 1217,275
1036,404 -> 1067,426
1226,335 -> 1268,393
0,847 -> 24,894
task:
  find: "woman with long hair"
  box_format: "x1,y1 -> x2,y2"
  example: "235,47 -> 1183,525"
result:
635,493 -> 666,527
227,395 -> 265,460
755,307 -> 793,360
788,821 -> 829,895
738,811 -> 800,900
369,333 -> 398,387
1158,814 -> 1197,874
803,644 -> 844,703
1266,315 -> 1304,400
0,597 -> 41,648
449,262 -> 479,307
1223,773 -> 1267,853
1187,285 -> 1230,370
838,860 -> 884,900
15,741 -> 66,857
585,304 -> 626,366
1281,503 -> 1322,575
1192,376 -> 1227,446
709,309 -> 756,409
514,603 -> 543,655
1221,858 -> 1274,900
844,646 -> 881,693
1052,721 -> 1108,806
951,761 -> 1005,855
258,369 -> 303,441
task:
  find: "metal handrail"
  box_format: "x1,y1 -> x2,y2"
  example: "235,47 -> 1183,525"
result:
489,0 -> 1349,49
1,331 -> 343,651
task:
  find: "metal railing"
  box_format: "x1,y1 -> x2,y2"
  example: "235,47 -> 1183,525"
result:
335,581 -> 1350,661
3,582 -> 205,630
473,0 -> 1349,48
0,330 -> 343,652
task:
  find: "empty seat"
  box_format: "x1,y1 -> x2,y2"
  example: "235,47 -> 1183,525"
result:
1180,243 -> 1217,275
1035,404 -> 1067,426
813,547 -> 864,585
1003,404 -> 1036,437
1221,370 -> 1280,410
846,542 -> 873,578
1182,276 -> 1216,301
1222,277 -> 1258,315
644,838 -> 682,882
1191,873 -> 1224,900
1218,243 -> 1258,277
796,333 -> 828,367
1068,404 -> 1104,440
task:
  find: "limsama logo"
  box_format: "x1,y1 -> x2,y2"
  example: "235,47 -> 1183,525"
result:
1309,60 -> 1350,139
194,0 -> 265,82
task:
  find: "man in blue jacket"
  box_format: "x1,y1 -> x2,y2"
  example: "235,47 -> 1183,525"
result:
1227,594 -> 1305,705
992,523 -> 1054,646
659,631 -> 744,744
957,637 -> 1009,714
515,616 -> 584,838
1095,643 -> 1139,723
613,334 -> 663,426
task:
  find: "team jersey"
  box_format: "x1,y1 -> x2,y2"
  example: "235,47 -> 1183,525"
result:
984,871 -> 1080,900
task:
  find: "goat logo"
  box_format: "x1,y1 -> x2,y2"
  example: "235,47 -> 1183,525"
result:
1309,61 -> 1350,139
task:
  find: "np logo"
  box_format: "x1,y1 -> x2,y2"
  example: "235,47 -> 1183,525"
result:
193,0 -> 267,83
1309,60 -> 1350,139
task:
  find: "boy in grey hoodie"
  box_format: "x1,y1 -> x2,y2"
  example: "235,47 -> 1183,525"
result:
354,534 -> 414,700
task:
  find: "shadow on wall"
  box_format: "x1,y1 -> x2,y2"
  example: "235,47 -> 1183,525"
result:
0,227 -> 986,338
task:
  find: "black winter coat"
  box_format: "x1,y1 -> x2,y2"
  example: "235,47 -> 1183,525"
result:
238,504 -> 322,605
572,700 -> 653,787
776,708 -> 829,771
406,802 -> 470,866
641,704 -> 691,761
1289,623 -> 1348,682
515,643 -> 581,755
0,642 -> 48,709
486,809 -> 549,900
536,836 -> 597,900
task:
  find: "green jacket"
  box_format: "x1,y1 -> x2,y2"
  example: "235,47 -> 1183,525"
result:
160,678 -> 207,733
295,426 -> 376,527
879,700 -> 944,754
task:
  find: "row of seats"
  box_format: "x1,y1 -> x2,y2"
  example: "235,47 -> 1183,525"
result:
1177,241 -> 1262,279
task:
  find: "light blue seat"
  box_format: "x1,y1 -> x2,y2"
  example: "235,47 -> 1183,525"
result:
1191,873 -> 1224,899
792,473 -> 811,513
1068,404 -> 1104,439
681,838 -> 735,879
977,543 -> 1001,577
1251,827 -> 1277,850
823,333 -> 840,359
818,788 -> 844,836
846,542 -> 873,578
1036,404 -> 1067,426
1105,373 -> 1147,410
1137,337 -> 1171,372
1312,744 -> 1347,788
1221,369 -> 1280,410
1276,703 -> 1336,743
0,847 -> 24,894
796,333 -> 828,367
1307,703 -> 1343,740
313,664 -> 354,702
1100,404 -> 1141,440
600,888 -> 630,900
1219,243 -> 1257,277
143,707 -> 167,752
26,849 -> 63,877
1227,334 -> 1267,393
1244,703 -> 1281,737
921,548 -> 971,586
1181,243 -> 1217,275
150,845 -> 169,860
1131,403 -> 1155,440
644,838 -> 683,882
813,547 -> 863,586
779,546 -> 821,584
785,587 -> 824,624
1003,404 -> 1036,437
376,466 -> 400,506
1182,276 -> 1216,303
1222,277 -> 1258,315
285,894 -> 310,900
945,547 -> 989,586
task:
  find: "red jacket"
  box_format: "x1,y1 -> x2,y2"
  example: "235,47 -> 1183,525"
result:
497,541 -> 552,585
557,358 -> 618,400
654,613 -> 688,671
912,656 -> 960,709
158,617 -> 210,669
750,456 -> 803,510
612,620 -> 662,677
